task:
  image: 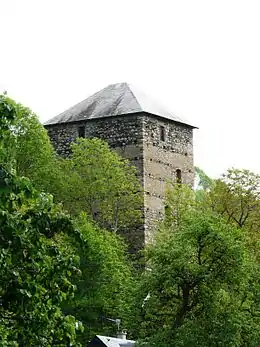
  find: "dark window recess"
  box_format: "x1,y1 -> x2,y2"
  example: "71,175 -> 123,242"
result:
78,126 -> 85,138
165,205 -> 171,217
160,126 -> 166,141
176,169 -> 182,184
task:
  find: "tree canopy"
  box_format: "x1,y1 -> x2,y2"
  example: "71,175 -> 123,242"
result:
2,93 -> 260,346
0,94 -> 59,192
131,183 -> 260,346
62,216 -> 135,343
0,94 -> 142,237
56,138 -> 142,234
0,165 -> 83,346
0,94 -> 135,346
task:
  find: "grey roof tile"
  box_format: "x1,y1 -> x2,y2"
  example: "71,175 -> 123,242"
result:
95,335 -> 135,347
44,82 -> 196,128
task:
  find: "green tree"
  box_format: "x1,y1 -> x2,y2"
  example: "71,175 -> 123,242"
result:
0,94 -> 60,193
0,166 -> 83,346
132,185 -> 260,346
0,94 -> 17,169
62,216 -> 135,344
209,168 -> 260,230
57,138 -> 142,234
0,96 -> 83,345
0,94 -> 136,346
0,95 -> 142,237
195,166 -> 214,191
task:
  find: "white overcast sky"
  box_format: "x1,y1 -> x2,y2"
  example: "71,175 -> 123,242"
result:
1,0 -> 260,178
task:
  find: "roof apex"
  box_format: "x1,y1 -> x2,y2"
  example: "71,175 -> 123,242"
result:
44,82 -> 197,128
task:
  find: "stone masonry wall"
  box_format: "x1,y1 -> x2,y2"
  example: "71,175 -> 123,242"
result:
45,113 -> 194,250
142,115 -> 194,243
46,114 -> 145,175
45,114 -> 146,252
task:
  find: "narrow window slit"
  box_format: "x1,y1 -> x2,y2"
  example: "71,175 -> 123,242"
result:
160,126 -> 165,141
176,169 -> 182,184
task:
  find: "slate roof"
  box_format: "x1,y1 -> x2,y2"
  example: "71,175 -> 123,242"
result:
44,82 -> 196,128
88,335 -> 135,347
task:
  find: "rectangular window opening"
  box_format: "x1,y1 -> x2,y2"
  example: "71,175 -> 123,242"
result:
78,126 -> 85,138
160,126 -> 165,141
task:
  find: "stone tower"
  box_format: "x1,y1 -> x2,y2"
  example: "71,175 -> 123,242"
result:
44,83 -> 196,251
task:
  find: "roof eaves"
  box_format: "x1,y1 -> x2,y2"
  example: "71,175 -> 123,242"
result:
142,111 -> 198,129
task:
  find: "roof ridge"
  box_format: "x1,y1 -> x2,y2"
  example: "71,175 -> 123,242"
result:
44,82 -> 197,128
125,83 -> 143,111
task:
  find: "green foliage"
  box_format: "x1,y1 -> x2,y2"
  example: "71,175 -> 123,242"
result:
0,167 -> 83,346
5,92 -> 260,346
195,166 -> 214,191
194,166 -> 215,204
0,96 -> 83,345
57,138 -> 142,233
0,94 -> 16,131
132,184 -> 260,346
0,95 -> 142,237
0,95 -> 136,345
0,94 -> 60,193
0,95 -> 17,170
209,168 -> 260,229
62,215 -> 135,343
164,182 -> 195,227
